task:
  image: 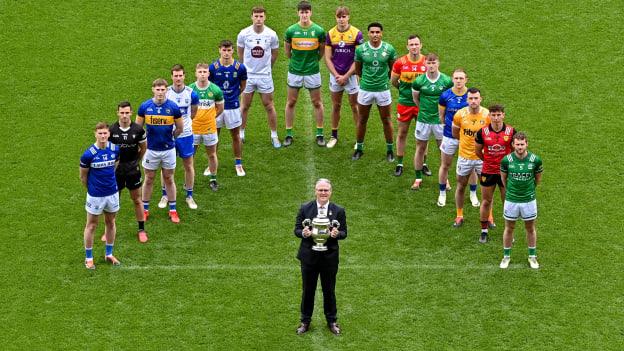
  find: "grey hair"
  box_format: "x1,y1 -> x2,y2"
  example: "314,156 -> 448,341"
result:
315,178 -> 332,190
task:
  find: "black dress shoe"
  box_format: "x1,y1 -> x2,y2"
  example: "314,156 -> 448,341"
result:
296,322 -> 310,335
328,322 -> 341,335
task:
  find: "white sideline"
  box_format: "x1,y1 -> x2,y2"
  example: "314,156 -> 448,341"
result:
120,264 -> 517,271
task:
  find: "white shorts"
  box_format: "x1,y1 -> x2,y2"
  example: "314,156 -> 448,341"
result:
439,136 -> 459,155
504,200 -> 538,221
193,133 -> 219,146
244,77 -> 274,94
142,149 -> 176,170
415,121 -> 444,141
456,156 -> 483,177
85,193 -> 119,215
357,89 -> 392,107
329,74 -> 359,94
216,108 -> 242,129
287,72 -> 321,89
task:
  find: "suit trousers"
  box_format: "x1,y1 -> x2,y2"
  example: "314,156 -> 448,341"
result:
300,259 -> 338,324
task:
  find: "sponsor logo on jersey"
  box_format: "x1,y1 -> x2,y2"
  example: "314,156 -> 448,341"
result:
251,46 -> 265,58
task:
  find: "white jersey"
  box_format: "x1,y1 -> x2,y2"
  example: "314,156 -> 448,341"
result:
166,85 -> 196,137
237,25 -> 279,78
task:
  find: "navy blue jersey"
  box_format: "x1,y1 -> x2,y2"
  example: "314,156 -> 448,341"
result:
137,99 -> 182,151
209,60 -> 248,109
439,88 -> 468,138
80,142 -> 119,197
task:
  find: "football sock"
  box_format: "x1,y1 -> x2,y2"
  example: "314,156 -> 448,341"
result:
162,187 -> 167,197
143,201 -> 149,211
316,127 -> 323,136
210,174 -> 217,181
138,221 -> 145,231
169,201 -> 177,211
235,158 -> 242,166
528,247 -> 537,257
480,221 -> 489,233
270,130 -> 278,138
503,247 -> 511,257
105,243 -> 114,256
240,129 -> 245,139
415,169 -> 423,180
356,142 -> 364,151
469,184 -> 477,192
286,128 -> 293,137
439,183 -> 446,193
456,208 -> 464,218
332,129 -> 338,139
85,247 -> 93,260
186,187 -> 193,198
397,156 -> 404,165
386,143 -> 394,152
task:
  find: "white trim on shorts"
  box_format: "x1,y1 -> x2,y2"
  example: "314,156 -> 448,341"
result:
329,73 -> 359,94
357,89 -> 392,106
439,136 -> 459,155
287,72 -> 321,89
503,199 -> 538,221
415,121 -> 444,141
456,156 -> 483,177
85,192 -> 120,215
243,76 -> 274,94
142,149 -> 176,170
193,133 -> 219,147
216,108 -> 243,129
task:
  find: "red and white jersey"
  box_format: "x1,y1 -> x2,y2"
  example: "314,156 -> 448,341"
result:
237,25 -> 279,78
475,123 -> 515,174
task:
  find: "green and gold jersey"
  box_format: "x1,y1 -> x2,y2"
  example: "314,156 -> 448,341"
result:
354,41 -> 398,92
412,73 -> 453,124
501,152 -> 543,203
284,22 -> 325,75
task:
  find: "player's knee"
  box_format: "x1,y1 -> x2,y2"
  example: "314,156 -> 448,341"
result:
286,98 -> 297,108
332,102 -> 342,112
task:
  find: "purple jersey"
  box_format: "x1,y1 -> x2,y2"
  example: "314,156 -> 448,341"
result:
325,25 -> 364,75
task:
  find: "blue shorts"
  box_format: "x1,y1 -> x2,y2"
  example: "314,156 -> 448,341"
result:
175,135 -> 194,159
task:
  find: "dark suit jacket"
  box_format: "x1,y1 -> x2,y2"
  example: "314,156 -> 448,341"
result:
294,201 -> 347,265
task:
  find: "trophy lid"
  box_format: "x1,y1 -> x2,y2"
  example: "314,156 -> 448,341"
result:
312,217 -> 330,225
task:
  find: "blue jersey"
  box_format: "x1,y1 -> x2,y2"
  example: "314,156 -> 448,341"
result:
209,60 -> 248,110
80,142 -> 119,197
439,88 -> 468,138
137,99 -> 182,151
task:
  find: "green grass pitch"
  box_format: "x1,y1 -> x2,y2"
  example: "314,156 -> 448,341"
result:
1,0 -> 623,349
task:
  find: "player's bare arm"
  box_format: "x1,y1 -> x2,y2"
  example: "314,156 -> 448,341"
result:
535,172 -> 542,185
318,42 -> 326,59
475,142 -> 484,160
390,72 -> 400,89
173,118 -> 184,137
438,105 -> 446,124
452,124 -> 460,139
355,61 -> 362,77
237,47 -> 245,64
216,102 -> 224,116
79,167 -> 89,187
412,90 -> 420,107
285,42 -> 292,58
271,48 -> 279,66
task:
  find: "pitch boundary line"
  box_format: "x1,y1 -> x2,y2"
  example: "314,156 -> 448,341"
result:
120,263 -> 521,271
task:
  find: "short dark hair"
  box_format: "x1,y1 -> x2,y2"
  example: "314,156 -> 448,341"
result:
488,104 -> 505,113
219,40 -> 233,48
152,78 -> 168,87
368,22 -> 383,31
467,87 -> 481,95
170,64 -> 184,73
407,34 -> 421,41
117,101 -> 132,110
513,131 -> 528,142
95,122 -> 109,131
425,53 -> 439,61
252,6 -> 265,14
297,1 -> 311,11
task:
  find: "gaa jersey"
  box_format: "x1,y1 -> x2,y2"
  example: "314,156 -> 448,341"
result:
452,106 -> 490,160
354,41 -> 398,92
439,88 -> 468,137
501,152 -> 543,203
209,60 -> 248,110
284,22 -> 326,75
80,142 -> 119,197
392,54 -> 426,106
108,122 -> 146,171
237,25 -> 279,78
475,124 -> 516,174
166,86 -> 199,138
189,81 -> 224,134
412,72 -> 453,124
326,25 -> 364,75
137,99 -> 182,151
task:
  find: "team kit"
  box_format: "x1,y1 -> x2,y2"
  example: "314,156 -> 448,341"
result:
79,3 -> 544,272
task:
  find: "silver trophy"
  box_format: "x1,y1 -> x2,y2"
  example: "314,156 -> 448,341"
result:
302,217 -> 340,251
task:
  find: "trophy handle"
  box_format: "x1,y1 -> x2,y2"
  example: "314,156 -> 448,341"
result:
302,218 -> 311,228
331,220 -> 340,229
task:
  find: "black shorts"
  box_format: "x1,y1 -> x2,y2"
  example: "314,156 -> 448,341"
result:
480,173 -> 504,187
116,166 -> 142,191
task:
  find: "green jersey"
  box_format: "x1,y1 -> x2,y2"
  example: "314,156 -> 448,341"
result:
189,82 -> 223,134
354,41 -> 398,92
284,22 -> 325,75
412,73 -> 452,124
501,152 -> 543,203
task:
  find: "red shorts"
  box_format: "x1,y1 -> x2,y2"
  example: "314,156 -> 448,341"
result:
396,104 -> 419,122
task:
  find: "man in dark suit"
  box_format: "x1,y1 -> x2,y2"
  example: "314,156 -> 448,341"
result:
294,178 -> 347,335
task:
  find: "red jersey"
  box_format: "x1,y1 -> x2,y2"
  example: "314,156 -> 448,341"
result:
475,124 -> 515,174
391,54 -> 426,106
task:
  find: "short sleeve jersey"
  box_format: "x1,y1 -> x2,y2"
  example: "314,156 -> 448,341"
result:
475,124 -> 516,175
354,41 -> 398,92
452,106 -> 490,160
439,88 -> 468,137
189,82 -> 224,135
209,60 -> 248,110
166,86 -> 199,138
412,73 -> 453,124
392,54 -> 426,106
284,22 -> 326,75
237,25 -> 279,78
326,25 -> 364,75
108,121 -> 146,171
80,142 -> 119,197
501,152 -> 543,203
137,99 -> 182,151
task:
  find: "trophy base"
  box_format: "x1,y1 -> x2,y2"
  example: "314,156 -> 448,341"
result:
311,245 -> 328,252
